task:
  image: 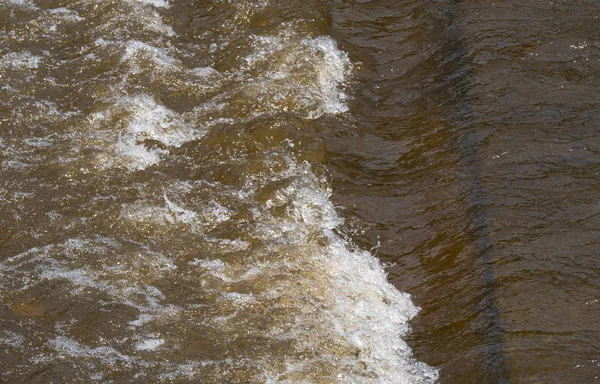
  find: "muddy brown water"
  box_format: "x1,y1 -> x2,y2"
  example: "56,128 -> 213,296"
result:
0,0 -> 599,383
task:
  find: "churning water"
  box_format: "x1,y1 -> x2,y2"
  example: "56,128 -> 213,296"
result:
2,0 -> 600,383
0,0 -> 437,382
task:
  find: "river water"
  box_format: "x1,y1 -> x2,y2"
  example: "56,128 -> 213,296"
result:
0,0 -> 598,383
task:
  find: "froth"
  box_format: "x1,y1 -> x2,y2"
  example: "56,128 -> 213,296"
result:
88,95 -> 201,170
135,338 -> 165,351
0,51 -> 42,70
305,36 -> 352,115
0,330 -> 25,349
121,40 -> 180,73
115,155 -> 439,382
133,0 -> 170,8
0,238 -> 176,311
237,31 -> 353,119
245,159 -> 437,382
0,0 -> 439,381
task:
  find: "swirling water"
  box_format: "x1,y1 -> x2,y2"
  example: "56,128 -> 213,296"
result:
1,0 -> 599,383
0,0 -> 437,382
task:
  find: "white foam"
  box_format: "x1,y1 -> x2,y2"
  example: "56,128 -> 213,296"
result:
191,258 -> 232,282
5,0 -> 37,8
0,163 -> 438,382
121,40 -> 179,73
46,7 -> 84,22
0,330 -> 24,349
49,336 -> 132,362
208,237 -> 251,253
109,95 -> 199,170
135,338 -> 165,351
22,136 -> 53,148
227,0 -> 270,25
163,192 -> 199,223
303,36 -> 352,115
133,0 -> 170,8
236,157 -> 438,382
0,3 -> 436,381
84,1 -> 175,39
118,153 -> 437,382
121,185 -> 233,235
0,51 -> 42,70
236,31 -> 352,119
0,238 -> 175,311
38,332 -> 216,382
219,292 -> 257,305
191,66 -> 221,78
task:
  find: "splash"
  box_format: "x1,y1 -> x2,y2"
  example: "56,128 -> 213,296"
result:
0,0 -> 438,382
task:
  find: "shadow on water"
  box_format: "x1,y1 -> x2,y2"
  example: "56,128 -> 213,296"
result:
445,5 -> 510,382
325,0 -> 512,381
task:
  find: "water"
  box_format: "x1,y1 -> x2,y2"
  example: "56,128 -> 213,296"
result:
0,0 -> 598,383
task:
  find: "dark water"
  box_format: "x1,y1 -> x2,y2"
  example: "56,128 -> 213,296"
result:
1,0 -> 599,383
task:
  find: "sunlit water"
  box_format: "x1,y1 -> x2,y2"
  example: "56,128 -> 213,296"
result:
0,0 -> 437,382
1,0 -> 599,383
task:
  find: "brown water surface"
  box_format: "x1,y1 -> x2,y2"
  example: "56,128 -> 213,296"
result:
325,0 -> 600,382
0,0 -> 599,383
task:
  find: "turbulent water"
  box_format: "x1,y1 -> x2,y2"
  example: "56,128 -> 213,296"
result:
3,0 -> 600,383
0,0 -> 438,382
